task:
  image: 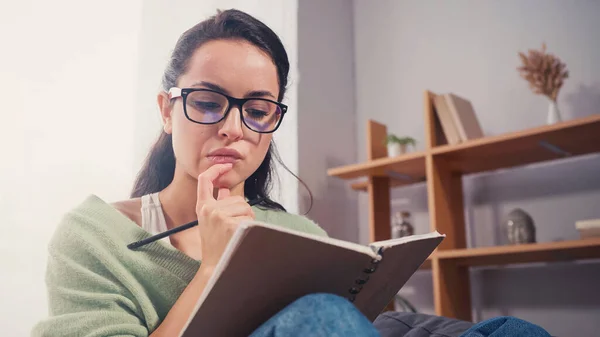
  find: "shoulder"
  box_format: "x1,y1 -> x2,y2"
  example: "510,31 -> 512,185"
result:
111,197 -> 142,227
49,195 -> 146,257
253,207 -> 329,237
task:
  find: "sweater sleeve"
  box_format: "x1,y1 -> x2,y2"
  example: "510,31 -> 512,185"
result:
31,220 -> 149,337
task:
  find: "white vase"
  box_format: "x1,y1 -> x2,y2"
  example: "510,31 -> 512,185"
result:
547,100 -> 562,125
387,143 -> 402,157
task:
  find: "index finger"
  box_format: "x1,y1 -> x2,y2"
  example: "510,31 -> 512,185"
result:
197,163 -> 233,202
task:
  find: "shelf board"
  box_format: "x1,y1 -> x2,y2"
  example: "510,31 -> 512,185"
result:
420,257 -> 432,270
350,178 -> 424,191
329,115 -> 600,188
436,237 -> 600,267
327,151 -> 427,182
431,114 -> 600,174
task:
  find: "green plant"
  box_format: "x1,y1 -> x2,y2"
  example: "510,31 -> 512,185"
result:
385,134 -> 416,146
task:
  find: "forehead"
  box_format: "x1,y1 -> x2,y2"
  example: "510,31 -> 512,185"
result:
178,39 -> 279,97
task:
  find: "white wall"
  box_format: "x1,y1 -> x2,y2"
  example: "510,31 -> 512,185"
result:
297,0 -> 359,240
2,1 -> 301,335
134,0 -> 301,213
353,1 -> 600,336
0,1 -> 143,335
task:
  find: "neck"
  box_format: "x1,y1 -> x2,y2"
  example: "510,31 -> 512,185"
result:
158,165 -> 245,229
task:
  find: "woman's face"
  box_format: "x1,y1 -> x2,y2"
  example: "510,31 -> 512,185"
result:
159,39 -> 280,189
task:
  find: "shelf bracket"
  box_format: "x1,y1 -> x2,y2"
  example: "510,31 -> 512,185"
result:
385,170 -> 413,181
538,141 -> 572,157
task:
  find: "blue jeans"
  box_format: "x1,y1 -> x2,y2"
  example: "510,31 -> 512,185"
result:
249,293 -> 380,337
459,316 -> 551,337
249,293 -> 551,337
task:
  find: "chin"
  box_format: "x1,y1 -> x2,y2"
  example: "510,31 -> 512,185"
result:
213,174 -> 243,190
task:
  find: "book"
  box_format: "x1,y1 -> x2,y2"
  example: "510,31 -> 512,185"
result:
444,93 -> 484,142
576,218 -> 600,238
433,94 -> 462,145
432,93 -> 484,144
179,221 -> 445,337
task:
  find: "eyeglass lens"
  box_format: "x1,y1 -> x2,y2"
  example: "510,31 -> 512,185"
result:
185,91 -> 282,132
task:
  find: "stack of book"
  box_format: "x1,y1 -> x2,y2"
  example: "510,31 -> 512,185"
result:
575,218 -> 600,239
432,93 -> 484,145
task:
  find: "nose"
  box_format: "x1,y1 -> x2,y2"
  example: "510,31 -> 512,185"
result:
218,106 -> 244,141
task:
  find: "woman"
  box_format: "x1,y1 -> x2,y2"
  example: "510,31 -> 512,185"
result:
32,8 -> 380,337
33,8 -> 552,337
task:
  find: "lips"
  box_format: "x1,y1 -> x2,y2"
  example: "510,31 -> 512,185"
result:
207,148 -> 243,164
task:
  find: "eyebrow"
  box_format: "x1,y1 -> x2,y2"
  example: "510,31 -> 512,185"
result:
191,81 -> 276,100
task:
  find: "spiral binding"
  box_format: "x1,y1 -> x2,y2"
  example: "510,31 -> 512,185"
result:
348,247 -> 384,302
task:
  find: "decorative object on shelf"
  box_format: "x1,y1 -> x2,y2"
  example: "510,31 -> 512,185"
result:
385,134 -> 416,157
505,208 -> 536,244
391,211 -> 414,238
547,100 -> 561,125
517,43 -> 569,125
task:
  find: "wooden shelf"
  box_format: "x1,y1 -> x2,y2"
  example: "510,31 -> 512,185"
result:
420,257 -> 432,270
436,237 -> 600,267
330,91 -> 600,320
328,114 -> 600,184
327,151 -> 427,181
431,114 -> 600,174
350,178 -> 423,191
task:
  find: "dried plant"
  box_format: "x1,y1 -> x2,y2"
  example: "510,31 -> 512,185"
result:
517,43 -> 569,102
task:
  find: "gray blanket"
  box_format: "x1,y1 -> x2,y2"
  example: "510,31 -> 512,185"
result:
374,312 -> 474,337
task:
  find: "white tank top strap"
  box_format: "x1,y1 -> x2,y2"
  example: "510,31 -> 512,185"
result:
140,192 -> 171,245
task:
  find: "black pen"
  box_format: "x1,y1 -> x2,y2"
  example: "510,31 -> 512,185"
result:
127,197 -> 264,250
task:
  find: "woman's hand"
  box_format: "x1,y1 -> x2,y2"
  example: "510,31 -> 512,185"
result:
150,163 -> 252,337
195,163 -> 255,269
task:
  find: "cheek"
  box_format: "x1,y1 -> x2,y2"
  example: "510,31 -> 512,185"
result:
245,135 -> 272,169
171,114 -> 214,168
256,136 -> 273,157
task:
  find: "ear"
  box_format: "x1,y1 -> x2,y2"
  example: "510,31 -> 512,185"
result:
157,91 -> 173,134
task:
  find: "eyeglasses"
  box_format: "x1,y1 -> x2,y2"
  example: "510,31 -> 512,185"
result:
168,87 -> 287,134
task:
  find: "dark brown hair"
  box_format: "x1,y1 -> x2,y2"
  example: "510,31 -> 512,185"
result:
131,9 -> 309,212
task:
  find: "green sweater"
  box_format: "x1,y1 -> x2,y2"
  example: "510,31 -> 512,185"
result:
32,194 -> 327,337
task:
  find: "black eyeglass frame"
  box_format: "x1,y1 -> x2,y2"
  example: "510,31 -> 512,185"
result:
168,87 -> 288,134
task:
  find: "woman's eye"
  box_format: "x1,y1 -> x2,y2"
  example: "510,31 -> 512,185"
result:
193,101 -> 222,110
246,109 -> 269,119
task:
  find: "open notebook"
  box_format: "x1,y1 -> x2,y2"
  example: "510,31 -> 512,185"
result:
179,221 -> 444,337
